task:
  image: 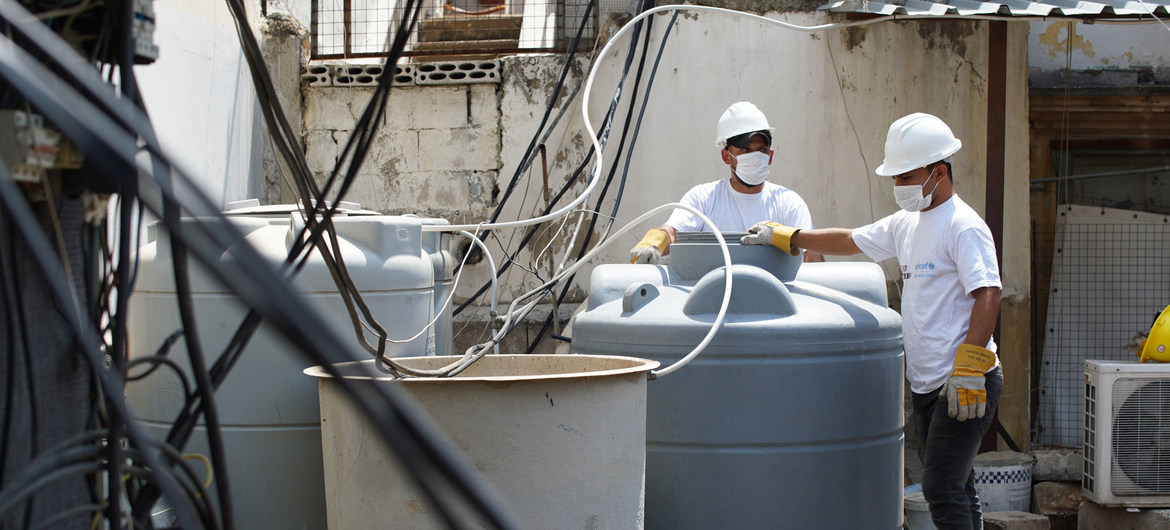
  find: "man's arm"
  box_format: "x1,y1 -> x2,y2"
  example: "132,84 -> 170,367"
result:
790,228 -> 863,256
944,285 -> 1002,421
963,286 -> 1001,347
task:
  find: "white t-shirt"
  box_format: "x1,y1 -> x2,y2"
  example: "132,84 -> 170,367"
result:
664,179 -> 815,234
851,195 -> 1002,394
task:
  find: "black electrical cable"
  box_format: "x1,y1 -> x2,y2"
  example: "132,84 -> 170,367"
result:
0,30 -> 521,529
13,229 -> 38,530
125,356 -> 193,413
516,2 -> 659,354
166,200 -> 235,530
0,29 -> 240,528
482,0 -> 597,227
526,10 -> 680,354
0,222 -> 20,488
106,1 -> 141,521
448,0 -> 598,283
0,220 -> 24,529
0,442 -> 218,530
124,0 -> 421,515
481,0 -> 659,352
219,0 -> 420,369
452,143 -> 600,318
5,2 -> 517,524
27,503 -> 105,530
0,176 -> 205,529
452,3 -> 649,317
123,329 -> 184,379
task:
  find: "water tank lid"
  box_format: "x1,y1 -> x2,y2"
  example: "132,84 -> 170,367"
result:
223,200 -> 377,216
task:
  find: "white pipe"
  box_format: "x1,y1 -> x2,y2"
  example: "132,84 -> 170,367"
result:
491,202 -> 733,380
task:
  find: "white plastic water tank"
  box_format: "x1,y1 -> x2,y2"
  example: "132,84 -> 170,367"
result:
126,202 -> 443,529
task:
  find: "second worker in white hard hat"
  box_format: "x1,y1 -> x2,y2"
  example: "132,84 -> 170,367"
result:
741,112 -> 1003,529
629,101 -> 824,264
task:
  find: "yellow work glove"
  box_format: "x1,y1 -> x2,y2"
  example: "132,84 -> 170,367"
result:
943,344 -> 997,421
630,229 -> 670,264
740,221 -> 800,256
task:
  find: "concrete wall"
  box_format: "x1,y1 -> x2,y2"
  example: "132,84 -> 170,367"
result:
1029,20 -> 1170,70
290,9 -> 1032,444
295,13 -> 1030,308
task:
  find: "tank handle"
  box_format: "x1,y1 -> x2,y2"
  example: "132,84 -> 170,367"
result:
622,283 -> 660,313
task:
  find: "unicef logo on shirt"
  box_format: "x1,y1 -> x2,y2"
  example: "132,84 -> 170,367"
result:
913,262 -> 937,278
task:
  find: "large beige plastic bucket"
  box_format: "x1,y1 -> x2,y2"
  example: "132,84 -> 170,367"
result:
304,354 -> 660,529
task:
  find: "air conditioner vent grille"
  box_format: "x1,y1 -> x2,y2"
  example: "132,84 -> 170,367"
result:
1111,378 -> 1170,495
1084,380 -> 1098,493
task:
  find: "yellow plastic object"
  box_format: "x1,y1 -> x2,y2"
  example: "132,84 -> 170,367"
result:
630,228 -> 670,263
756,221 -> 800,256
954,343 -> 997,373
1139,304 -> 1170,363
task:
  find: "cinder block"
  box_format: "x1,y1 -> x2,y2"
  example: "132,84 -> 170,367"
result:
332,64 -> 383,87
1032,481 -> 1083,530
301,64 -> 332,87
303,91 -> 367,131
983,511 -> 1050,530
415,60 -> 502,85
468,84 -> 498,129
418,128 -> 499,171
303,129 -> 349,173
1078,501 -> 1170,530
1031,449 -> 1081,482
386,86 -> 468,129
1032,481 -> 1083,516
392,64 -> 416,86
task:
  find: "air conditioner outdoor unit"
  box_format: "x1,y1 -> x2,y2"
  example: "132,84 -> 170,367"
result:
1083,360 -> 1170,508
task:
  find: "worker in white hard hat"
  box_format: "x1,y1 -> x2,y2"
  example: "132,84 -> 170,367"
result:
741,112 -> 1002,529
629,101 -> 823,264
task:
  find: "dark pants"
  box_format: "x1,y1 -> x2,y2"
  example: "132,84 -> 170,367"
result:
912,367 -> 1003,530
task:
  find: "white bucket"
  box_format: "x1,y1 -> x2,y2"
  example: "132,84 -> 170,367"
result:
972,451 -> 1034,513
903,490 -> 936,530
305,354 -> 659,530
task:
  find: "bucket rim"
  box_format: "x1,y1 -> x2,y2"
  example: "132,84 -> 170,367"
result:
303,354 -> 661,382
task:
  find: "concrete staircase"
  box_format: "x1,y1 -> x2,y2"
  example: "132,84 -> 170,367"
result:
414,13 -> 523,60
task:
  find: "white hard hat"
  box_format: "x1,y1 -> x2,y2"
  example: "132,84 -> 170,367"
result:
714,102 -> 774,148
874,113 -> 963,176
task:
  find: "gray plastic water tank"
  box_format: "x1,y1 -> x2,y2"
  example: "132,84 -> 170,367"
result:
127,203 -> 443,530
572,233 -> 905,529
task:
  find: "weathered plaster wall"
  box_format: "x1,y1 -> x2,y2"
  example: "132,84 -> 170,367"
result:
302,83 -> 502,224
580,13 -> 1030,297
260,12 -> 309,206
1030,20 -> 1170,71
291,12 -> 1032,397
1028,20 -> 1170,85
294,11 -> 1030,305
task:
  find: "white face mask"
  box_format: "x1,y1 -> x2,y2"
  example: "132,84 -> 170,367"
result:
894,168 -> 941,212
732,151 -> 771,186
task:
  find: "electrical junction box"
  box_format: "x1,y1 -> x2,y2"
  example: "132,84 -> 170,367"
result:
133,0 -> 158,63
0,110 -> 83,183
